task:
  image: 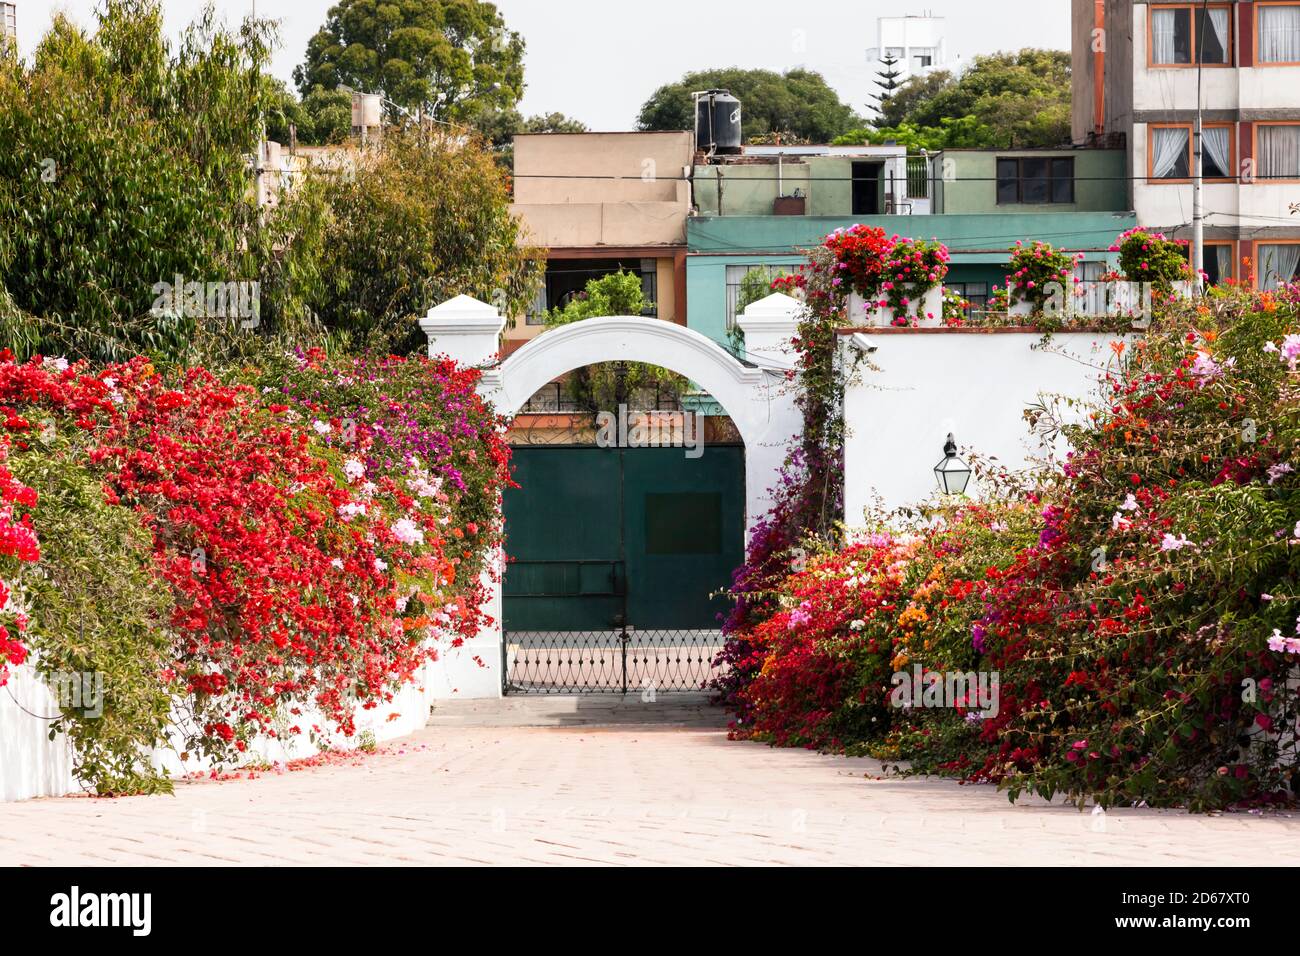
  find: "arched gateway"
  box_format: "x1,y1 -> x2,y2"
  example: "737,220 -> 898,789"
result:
417,292 -> 803,699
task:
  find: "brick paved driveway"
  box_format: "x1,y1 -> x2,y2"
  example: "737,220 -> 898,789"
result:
3,695 -> 1299,866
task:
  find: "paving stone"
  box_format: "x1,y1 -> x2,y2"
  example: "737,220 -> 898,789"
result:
3,696 -> 1299,865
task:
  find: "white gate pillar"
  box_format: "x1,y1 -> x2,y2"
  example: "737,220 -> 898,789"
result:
417,294 -> 506,701
736,292 -> 802,537
419,294 -> 505,366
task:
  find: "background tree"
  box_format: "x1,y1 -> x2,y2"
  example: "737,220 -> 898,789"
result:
876,68 -> 953,129
869,52 -> 904,119
636,68 -> 862,144
873,49 -> 1072,149
293,0 -> 525,124
312,129 -> 544,353
264,79 -> 353,145
0,0 -> 315,361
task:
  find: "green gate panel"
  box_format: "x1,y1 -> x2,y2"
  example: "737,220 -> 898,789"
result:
624,446 -> 744,629
503,444 -> 745,632
503,447 -> 623,630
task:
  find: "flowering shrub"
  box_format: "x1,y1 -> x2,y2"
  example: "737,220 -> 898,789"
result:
876,239 -> 949,324
1006,240 -> 1082,311
821,224 -> 896,302
1113,227 -> 1192,295
0,348 -> 507,782
0,443 -> 39,686
724,289 -> 1300,810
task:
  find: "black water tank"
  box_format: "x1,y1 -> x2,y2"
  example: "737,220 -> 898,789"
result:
694,90 -> 742,154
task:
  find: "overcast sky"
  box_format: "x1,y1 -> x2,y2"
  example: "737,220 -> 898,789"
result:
15,0 -> 1072,129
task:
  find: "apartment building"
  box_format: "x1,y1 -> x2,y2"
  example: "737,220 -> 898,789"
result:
1073,0 -> 1300,287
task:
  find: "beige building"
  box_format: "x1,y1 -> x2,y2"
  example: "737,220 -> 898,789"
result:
507,131 -> 694,352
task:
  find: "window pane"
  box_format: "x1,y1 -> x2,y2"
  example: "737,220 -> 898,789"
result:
1258,244 -> 1300,290
1258,124 -> 1300,180
996,158 -> 1019,203
1019,158 -> 1048,203
1197,7 -> 1230,63
1152,7 -> 1192,63
1050,158 -> 1075,202
1152,126 -> 1190,178
1259,4 -> 1300,64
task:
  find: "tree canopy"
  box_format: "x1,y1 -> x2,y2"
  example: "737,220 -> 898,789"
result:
312,129 -> 543,353
636,68 -> 862,144
0,0 -> 295,360
0,0 -> 541,362
857,49 -> 1072,149
293,0 -> 525,123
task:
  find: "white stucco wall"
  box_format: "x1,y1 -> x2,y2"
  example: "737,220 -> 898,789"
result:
1,660 -> 440,802
841,329 -> 1122,525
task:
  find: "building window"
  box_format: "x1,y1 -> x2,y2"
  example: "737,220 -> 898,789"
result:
528,258 -> 658,325
725,264 -> 786,330
1257,123 -> 1300,181
1259,3 -> 1300,64
1180,242 -> 1236,284
1149,123 -> 1234,180
1150,4 -> 1232,65
946,282 -> 988,319
996,157 -> 1075,204
1258,243 -> 1300,290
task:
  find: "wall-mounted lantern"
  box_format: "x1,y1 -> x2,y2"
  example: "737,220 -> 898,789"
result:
933,433 -> 971,495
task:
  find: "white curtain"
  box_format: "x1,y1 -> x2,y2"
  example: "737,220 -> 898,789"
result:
1260,245 -> 1300,291
1204,7 -> 1230,62
1258,124 -> 1300,180
1152,126 -> 1188,178
1202,125 -> 1231,178
1259,4 -> 1300,63
1152,8 -> 1179,63
1212,244 -> 1232,283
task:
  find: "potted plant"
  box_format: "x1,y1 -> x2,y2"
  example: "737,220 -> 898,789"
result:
1112,228 -> 1194,302
822,224 -> 896,323
1005,241 -> 1083,320
870,238 -> 949,326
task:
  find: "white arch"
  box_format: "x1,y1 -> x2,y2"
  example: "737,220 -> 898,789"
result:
479,315 -> 789,450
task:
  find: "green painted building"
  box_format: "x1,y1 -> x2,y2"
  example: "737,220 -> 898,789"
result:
686,148 -> 1135,346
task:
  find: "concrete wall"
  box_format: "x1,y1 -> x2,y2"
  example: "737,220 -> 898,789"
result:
931,149 -> 1129,214
513,132 -> 694,204
510,132 -> 693,249
693,153 -> 911,217
841,329 -> 1121,523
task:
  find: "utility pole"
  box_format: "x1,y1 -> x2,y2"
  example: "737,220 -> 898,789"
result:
1191,0 -> 1208,293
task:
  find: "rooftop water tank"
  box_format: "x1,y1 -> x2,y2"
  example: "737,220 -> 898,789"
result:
694,90 -> 742,155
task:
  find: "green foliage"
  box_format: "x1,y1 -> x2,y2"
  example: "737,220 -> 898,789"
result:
832,116 -> 999,151
311,129 -> 544,353
11,428 -> 175,796
543,271 -> 685,411
872,49 -> 1072,148
0,0 -> 325,362
636,68 -> 863,143
729,268 -> 789,354
265,79 -> 353,146
293,0 -> 525,123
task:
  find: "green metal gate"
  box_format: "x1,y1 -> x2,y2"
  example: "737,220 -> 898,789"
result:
501,444 -> 744,693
